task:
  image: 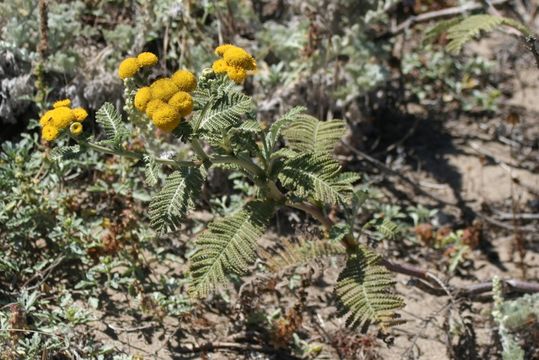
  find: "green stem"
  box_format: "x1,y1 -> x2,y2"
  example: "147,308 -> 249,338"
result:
190,138 -> 211,167
286,201 -> 333,229
212,156 -> 265,178
266,180 -> 285,202
81,140 -> 198,168
190,138 -> 265,178
286,200 -> 358,252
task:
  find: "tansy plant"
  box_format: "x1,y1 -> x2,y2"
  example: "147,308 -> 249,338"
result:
45,45 -> 404,332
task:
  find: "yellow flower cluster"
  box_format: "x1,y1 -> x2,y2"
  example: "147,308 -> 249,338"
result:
212,44 -> 256,84
133,69 -> 197,132
118,51 -> 159,80
39,99 -> 88,141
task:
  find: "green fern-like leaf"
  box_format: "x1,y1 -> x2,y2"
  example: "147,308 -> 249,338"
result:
262,238 -> 346,273
143,155 -> 159,186
269,148 -> 298,161
172,121 -> 194,142
376,219 -> 400,240
238,120 -> 262,133
189,201 -> 275,297
228,126 -> 263,156
336,248 -> 404,332
192,75 -> 235,107
95,102 -> 128,145
49,145 -> 81,160
283,114 -> 346,155
192,90 -> 253,133
149,167 -> 204,233
446,15 -> 531,54
278,153 -> 359,205
266,106 -> 307,150
424,17 -> 462,45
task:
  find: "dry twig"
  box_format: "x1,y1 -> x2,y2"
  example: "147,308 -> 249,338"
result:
391,0 -> 510,35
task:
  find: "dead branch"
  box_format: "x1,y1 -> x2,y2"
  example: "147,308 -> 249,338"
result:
174,341 -> 302,359
391,0 -> 510,35
381,257 -> 539,299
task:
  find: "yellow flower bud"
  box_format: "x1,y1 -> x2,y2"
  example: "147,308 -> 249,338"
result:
72,107 -> 88,122
53,99 -> 71,108
118,57 -> 140,80
150,78 -> 179,101
171,70 -> 197,92
145,99 -> 166,118
226,66 -> 247,84
134,86 -> 152,112
70,122 -> 83,136
212,59 -> 229,74
152,103 -> 180,132
42,125 -> 59,141
136,52 -> 158,67
168,91 -> 193,117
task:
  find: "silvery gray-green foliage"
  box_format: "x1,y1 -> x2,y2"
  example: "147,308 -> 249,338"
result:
256,0 -> 392,104
402,46 -> 500,112
0,291 -> 94,357
0,133 -> 118,356
492,277 -> 539,360
0,123 -> 195,357
0,42 -> 34,124
0,0 -> 88,74
418,13 -> 532,112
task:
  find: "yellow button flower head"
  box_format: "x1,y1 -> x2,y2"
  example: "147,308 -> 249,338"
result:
134,86 -> 152,112
136,52 -> 158,67
39,110 -> 55,127
214,44 -> 256,83
156,118 -> 181,132
171,70 -> 197,92
72,107 -> 88,122
70,122 -> 83,136
42,125 -> 59,141
227,66 -> 247,84
50,107 -> 75,129
53,99 -> 71,108
215,44 -> 235,57
168,91 -> 193,117
223,47 -> 256,71
150,78 -> 179,101
152,103 -> 180,132
118,57 -> 140,80
145,99 -> 166,118
212,59 -> 229,74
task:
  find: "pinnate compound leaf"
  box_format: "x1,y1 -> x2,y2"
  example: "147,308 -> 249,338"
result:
189,201 -> 274,298
336,248 -> 404,332
149,167 -> 204,234
283,114 -> 345,155
278,153 -> 358,205
95,102 -> 128,145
